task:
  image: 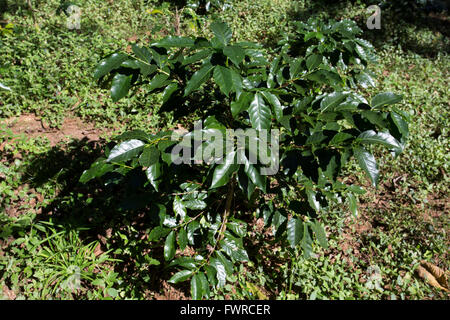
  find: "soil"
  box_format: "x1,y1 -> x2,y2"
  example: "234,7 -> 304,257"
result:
3,114 -> 106,146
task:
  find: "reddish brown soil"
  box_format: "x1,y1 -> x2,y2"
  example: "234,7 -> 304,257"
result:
3,114 -> 106,146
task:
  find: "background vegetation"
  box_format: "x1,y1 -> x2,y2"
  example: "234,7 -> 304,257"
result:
0,0 -> 448,300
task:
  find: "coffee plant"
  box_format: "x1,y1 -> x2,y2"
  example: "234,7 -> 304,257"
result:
80,19 -> 409,299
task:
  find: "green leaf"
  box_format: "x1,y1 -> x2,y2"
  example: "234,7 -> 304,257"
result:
210,21 -> 232,46
139,147 -> 160,167
390,112 -> 409,138
213,66 -> 233,96
289,58 -> 304,78
204,265 -> 217,287
107,139 -> 145,163
164,231 -> 176,261
356,71 -> 376,88
261,91 -> 283,121
306,54 -> 322,71
198,273 -> 210,299
187,221 -> 200,245
168,270 -> 194,284
152,36 -> 195,48
183,199 -> 207,210
227,220 -> 247,238
191,274 -> 203,300
173,196 -> 187,221
182,49 -> 212,66
149,73 -> 170,92
162,83 -> 179,104
223,45 -> 245,66
146,162 -> 162,191
211,259 -> 227,288
178,228 -> 188,251
347,193 -> 358,217
131,44 -> 152,63
148,226 -> 171,242
215,251 -> 234,275
354,146 -> 379,187
210,151 -> 238,189
320,92 -> 348,113
115,130 -> 152,142
237,151 -> 266,193
248,92 -> 272,130
94,53 -> 128,79
231,92 -> 253,118
287,218 -> 303,248
371,92 -> 402,109
310,220 -> 328,249
329,132 -> 353,145
111,73 -> 133,102
184,63 -> 214,96
79,161 -> 114,183
220,237 -> 249,262
357,130 -> 401,150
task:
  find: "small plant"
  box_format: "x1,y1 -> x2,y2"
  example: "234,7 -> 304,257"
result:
81,19 -> 409,299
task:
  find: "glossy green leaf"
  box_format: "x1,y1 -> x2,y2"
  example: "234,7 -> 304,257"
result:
231,92 -> 253,118
310,220 -> 328,249
178,228 -> 188,251
354,146 -> 379,187
191,274 -> 203,300
357,130 -> 401,150
146,162 -> 162,191
320,92 -> 348,113
164,230 -> 176,261
223,45 -> 245,66
287,218 -> 303,248
148,73 -> 170,92
306,54 -> 322,70
139,147 -> 160,167
148,226 -> 171,242
237,151 -> 266,193
182,49 -> 212,66
152,36 -> 195,48
162,83 -> 179,104
94,53 -> 128,79
390,111 -> 409,138
261,91 -> 283,121
213,66 -> 233,96
248,93 -> 272,130
132,44 -> 152,63
168,270 -> 194,284
198,273 -> 210,299
111,73 -> 132,102
173,196 -> 187,221
183,199 -> 207,210
371,92 -> 402,109
347,193 -> 358,217
210,21 -> 232,46
184,63 -> 214,96
107,139 -> 145,163
211,258 -> 227,288
210,151 -> 238,189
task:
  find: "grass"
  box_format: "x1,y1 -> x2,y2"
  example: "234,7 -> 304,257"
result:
0,0 -> 449,300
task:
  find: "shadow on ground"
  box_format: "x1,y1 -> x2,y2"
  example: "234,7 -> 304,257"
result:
20,137 -> 186,299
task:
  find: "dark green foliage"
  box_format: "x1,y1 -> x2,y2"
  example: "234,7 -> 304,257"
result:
82,19 -> 409,299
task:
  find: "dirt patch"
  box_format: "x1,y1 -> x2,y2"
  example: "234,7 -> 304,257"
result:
153,280 -> 189,300
3,114 -> 107,146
